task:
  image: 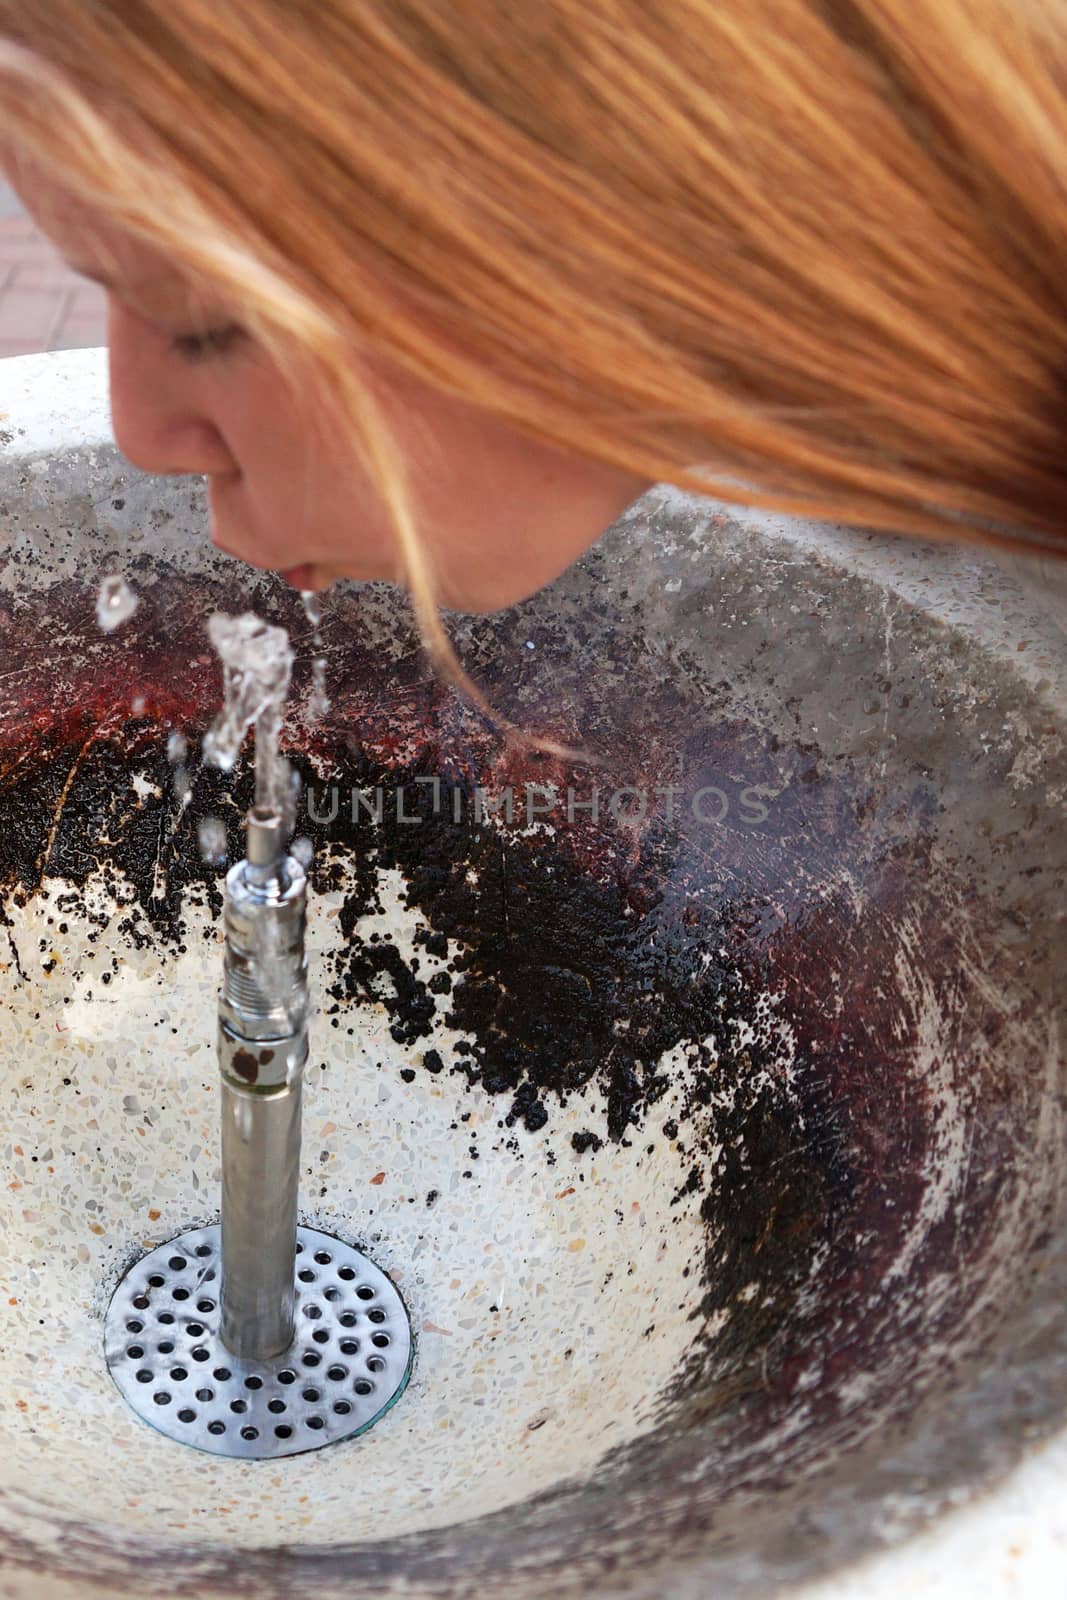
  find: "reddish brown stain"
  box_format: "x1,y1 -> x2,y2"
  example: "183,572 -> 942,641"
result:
230,1049 -> 259,1084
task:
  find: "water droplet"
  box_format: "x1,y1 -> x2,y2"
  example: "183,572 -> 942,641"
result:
171,764 -> 191,805
197,816 -> 228,866
96,576 -> 138,633
309,655 -> 331,721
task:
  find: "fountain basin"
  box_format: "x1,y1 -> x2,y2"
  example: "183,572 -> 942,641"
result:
1,350 -> 1066,1598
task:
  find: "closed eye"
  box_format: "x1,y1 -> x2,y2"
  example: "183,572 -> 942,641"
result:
170,325 -> 245,362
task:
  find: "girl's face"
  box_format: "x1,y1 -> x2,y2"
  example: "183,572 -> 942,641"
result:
8,163 -> 649,610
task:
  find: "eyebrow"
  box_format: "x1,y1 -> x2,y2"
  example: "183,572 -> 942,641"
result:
63,262 -> 214,325
64,261 -> 180,301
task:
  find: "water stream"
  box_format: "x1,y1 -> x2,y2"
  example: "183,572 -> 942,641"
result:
302,589 -> 331,723
96,583 -> 325,1021
203,611 -> 298,833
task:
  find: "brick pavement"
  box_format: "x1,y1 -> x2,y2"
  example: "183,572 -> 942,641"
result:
0,183 -> 107,358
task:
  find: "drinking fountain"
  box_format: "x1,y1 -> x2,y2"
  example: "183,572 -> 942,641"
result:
0,347 -> 1065,1599
104,793 -> 413,1460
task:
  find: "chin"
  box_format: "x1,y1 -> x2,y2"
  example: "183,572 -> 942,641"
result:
437,572 -> 547,615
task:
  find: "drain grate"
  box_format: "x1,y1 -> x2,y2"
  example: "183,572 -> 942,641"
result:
104,1223 -> 413,1458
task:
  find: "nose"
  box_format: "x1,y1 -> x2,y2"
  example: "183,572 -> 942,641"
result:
107,298 -> 236,478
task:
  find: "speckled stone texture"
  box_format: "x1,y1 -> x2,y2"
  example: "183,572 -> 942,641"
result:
0,350 -> 1066,1600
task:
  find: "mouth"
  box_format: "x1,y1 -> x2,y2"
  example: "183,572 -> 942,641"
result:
209,528 -> 325,592
209,480 -> 323,591
278,564 -> 321,591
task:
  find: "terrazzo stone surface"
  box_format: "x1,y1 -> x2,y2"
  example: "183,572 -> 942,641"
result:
0,870 -> 707,1544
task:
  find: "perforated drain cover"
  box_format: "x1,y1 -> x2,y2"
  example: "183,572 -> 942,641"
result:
104,1224 -> 413,1458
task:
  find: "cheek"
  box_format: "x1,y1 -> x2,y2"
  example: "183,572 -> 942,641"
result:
210,355 -> 469,577
212,376 -> 298,482
214,418 -> 403,571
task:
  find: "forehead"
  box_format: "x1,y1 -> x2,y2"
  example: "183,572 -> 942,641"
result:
2,146 -> 198,309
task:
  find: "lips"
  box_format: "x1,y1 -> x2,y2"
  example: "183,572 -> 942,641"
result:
279,565 -> 317,590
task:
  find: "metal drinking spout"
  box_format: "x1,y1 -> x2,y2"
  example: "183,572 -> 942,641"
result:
218,803 -> 309,1361
108,799 -> 412,1459
245,804 -> 287,879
